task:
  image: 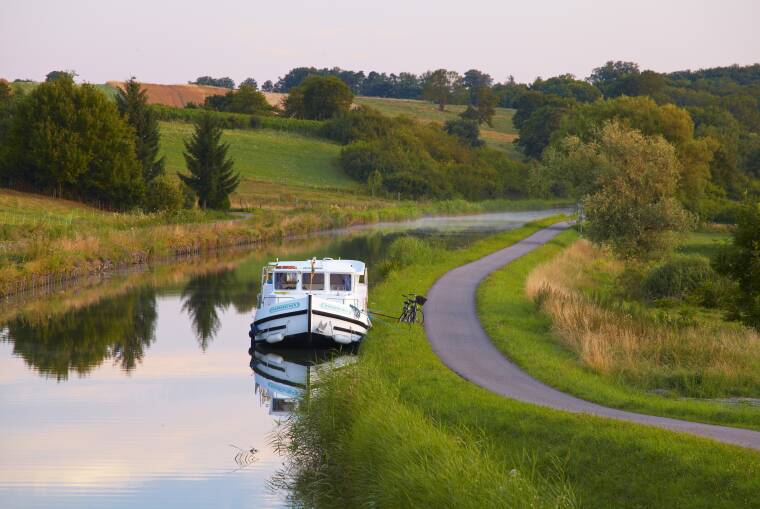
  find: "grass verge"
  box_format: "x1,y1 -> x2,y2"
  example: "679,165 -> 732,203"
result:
479,231 -> 760,429
0,188 -> 569,298
281,219 -> 760,508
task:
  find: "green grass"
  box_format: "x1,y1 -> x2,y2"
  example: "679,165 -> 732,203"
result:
289,219 -> 760,508
478,230 -> 760,430
354,96 -> 516,133
159,121 -> 355,191
678,231 -> 731,258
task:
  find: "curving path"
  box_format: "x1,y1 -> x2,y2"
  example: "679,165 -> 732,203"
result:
424,221 -> 760,451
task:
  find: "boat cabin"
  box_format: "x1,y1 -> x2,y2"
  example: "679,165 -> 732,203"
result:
258,258 -> 368,309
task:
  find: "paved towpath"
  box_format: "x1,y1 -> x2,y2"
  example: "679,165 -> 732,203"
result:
424,222 -> 760,451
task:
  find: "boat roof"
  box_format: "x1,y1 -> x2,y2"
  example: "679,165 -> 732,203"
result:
269,259 -> 366,273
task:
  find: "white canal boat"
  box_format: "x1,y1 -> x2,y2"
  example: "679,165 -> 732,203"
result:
249,258 -> 371,346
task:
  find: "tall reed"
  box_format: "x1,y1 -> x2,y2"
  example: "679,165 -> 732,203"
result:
526,240 -> 760,397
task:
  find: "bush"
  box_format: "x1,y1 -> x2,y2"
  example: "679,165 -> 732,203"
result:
143,177 -> 184,212
443,118 -> 484,147
203,85 -> 272,115
283,75 -> 354,120
321,106 -> 394,144
642,255 -> 716,300
384,236 -> 434,270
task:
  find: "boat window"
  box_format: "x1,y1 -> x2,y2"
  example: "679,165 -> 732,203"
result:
274,272 -> 298,290
330,273 -> 352,291
302,272 -> 325,291
358,273 -> 366,285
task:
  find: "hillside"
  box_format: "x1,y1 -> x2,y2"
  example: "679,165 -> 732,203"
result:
158,121 -> 355,199
354,96 -> 519,154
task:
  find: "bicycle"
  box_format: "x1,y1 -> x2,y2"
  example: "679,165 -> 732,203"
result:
398,293 -> 426,325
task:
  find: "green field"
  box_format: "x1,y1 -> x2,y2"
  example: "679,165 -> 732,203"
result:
288,220 -> 760,508
354,96 -> 516,133
159,121 -> 355,191
354,96 -> 519,155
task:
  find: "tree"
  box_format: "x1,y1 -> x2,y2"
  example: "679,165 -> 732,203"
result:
530,135 -> 607,199
193,76 -> 235,88
465,86 -> 496,126
531,75 -> 601,103
554,96 -> 714,206
45,70 -> 77,82
516,103 -> 572,158
462,69 -> 493,102
283,75 -> 353,120
0,80 -> 21,177
422,69 -> 462,111
204,84 -> 271,114
714,201 -> 760,327
6,76 -> 143,207
261,80 -> 274,92
587,61 -> 640,95
179,113 -> 240,209
613,70 -> 666,97
241,77 -> 258,89
582,122 -> 695,259
444,118 -> 484,147
492,75 -> 529,107
116,77 -> 166,183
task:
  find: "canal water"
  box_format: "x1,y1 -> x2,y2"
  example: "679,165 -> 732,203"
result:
0,210 -> 564,508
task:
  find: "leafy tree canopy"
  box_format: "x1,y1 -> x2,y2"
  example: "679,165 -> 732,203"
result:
193,76 -> 235,88
283,75 -> 353,120
581,122 -> 695,259
5,76 -> 143,208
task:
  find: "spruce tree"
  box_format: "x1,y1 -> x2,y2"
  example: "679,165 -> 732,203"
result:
116,77 -> 165,182
179,113 -> 239,209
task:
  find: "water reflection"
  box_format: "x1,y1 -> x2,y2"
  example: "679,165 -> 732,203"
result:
251,344 -> 358,417
0,209 -> 567,508
181,268 -> 258,351
2,288 -> 157,380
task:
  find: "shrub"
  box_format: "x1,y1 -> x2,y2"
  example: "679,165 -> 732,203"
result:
143,177 -> 183,212
443,118 -> 484,147
203,85 -> 272,115
642,254 -> 716,300
376,236 -> 436,276
321,106 -> 394,144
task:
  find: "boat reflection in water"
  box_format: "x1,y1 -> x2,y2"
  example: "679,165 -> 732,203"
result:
250,344 -> 359,416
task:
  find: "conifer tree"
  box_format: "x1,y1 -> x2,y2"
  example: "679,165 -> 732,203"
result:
179,113 -> 239,210
116,77 -> 165,182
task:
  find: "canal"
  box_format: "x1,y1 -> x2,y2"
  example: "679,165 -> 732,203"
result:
0,209 -> 565,508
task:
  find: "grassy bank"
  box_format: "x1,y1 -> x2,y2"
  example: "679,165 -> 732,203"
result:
0,189 -> 568,298
282,219 -> 760,508
479,232 -> 760,429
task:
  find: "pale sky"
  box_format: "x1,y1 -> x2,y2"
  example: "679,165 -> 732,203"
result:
1,0 -> 758,85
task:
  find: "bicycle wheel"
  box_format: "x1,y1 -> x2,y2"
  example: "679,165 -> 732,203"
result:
416,308 -> 424,325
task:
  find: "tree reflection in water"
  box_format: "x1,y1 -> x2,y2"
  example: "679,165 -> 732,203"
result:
2,288 -> 158,380
180,267 -> 259,351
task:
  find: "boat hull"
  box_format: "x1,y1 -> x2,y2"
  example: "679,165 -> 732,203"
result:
250,295 -> 370,346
